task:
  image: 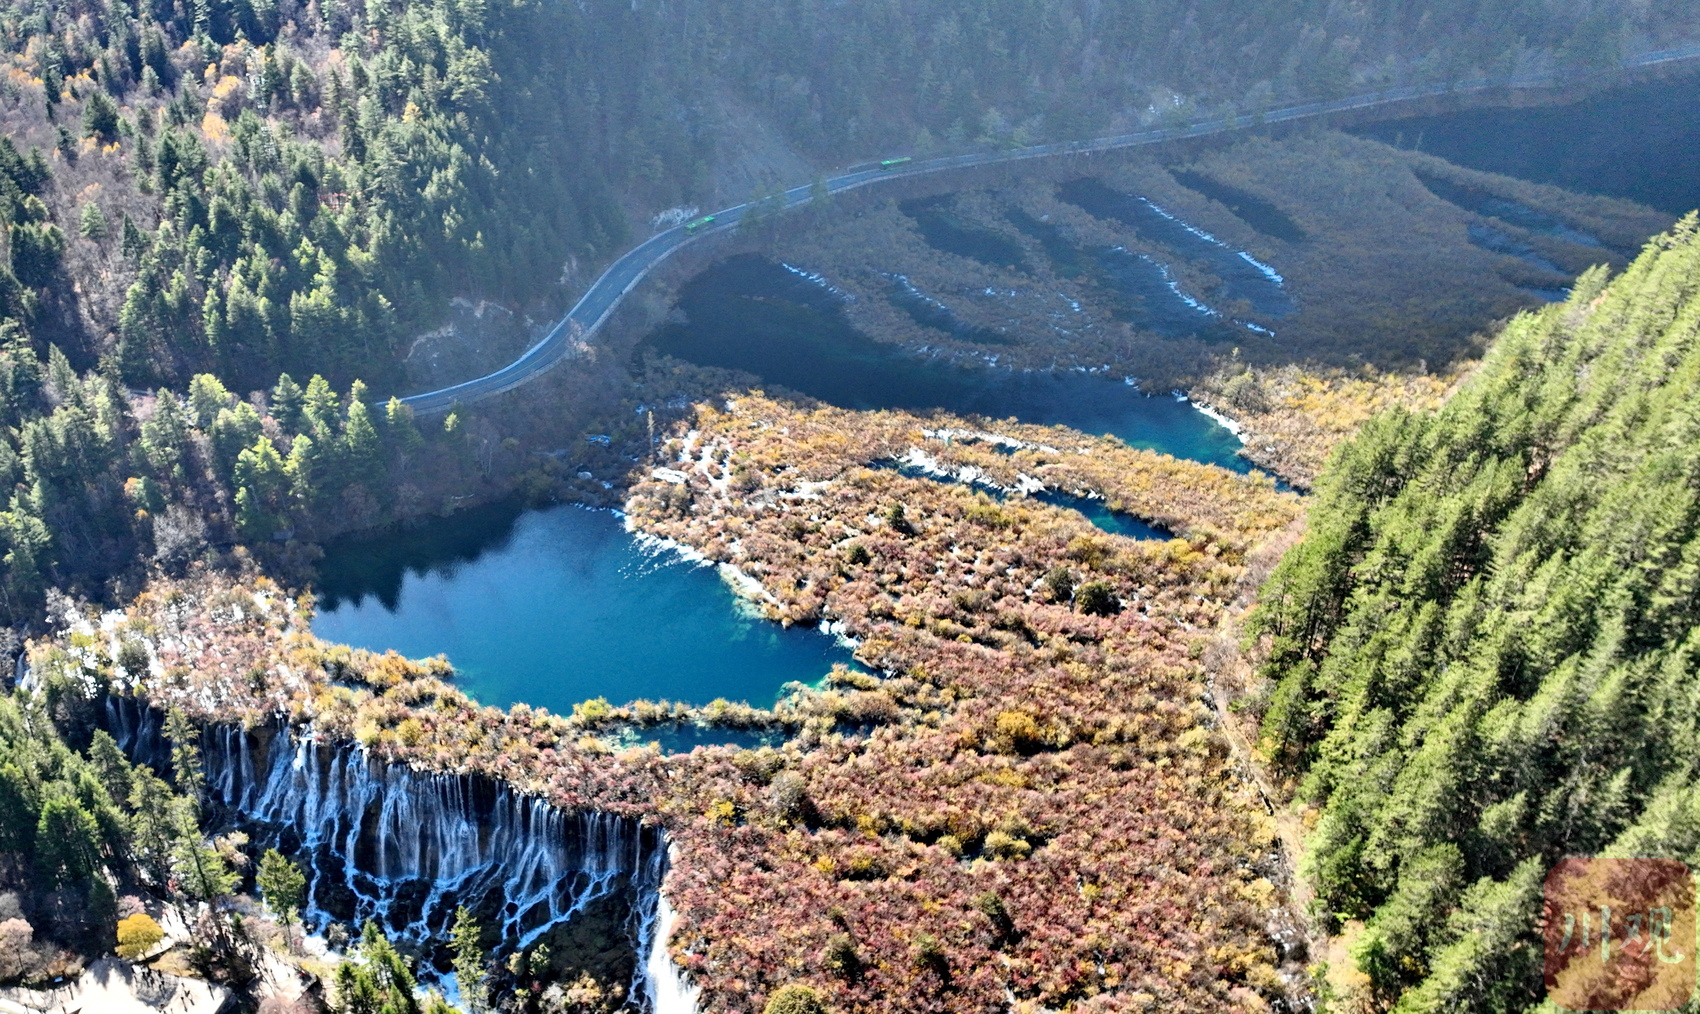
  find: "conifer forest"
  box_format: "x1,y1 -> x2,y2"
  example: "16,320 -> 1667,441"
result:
0,2 -> 1698,1013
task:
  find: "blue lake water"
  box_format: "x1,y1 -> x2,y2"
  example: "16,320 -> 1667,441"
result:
883,459 -> 1171,540
1032,489 -> 1169,540
1057,177 -> 1297,319
319,249 -> 1253,718
1350,74 -> 1700,218
313,502 -> 853,713
643,254 -> 1251,473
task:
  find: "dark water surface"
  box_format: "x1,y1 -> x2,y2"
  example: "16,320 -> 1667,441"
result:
1351,74 -> 1700,216
1006,208 -> 1092,278
1416,171 -> 1605,248
1058,178 -> 1298,319
1093,246 -> 1237,338
883,459 -> 1172,540
1465,223 -> 1567,275
314,503 -> 853,712
1004,206 -> 1241,339
900,195 -> 1031,270
645,255 -> 1250,472
1170,170 -> 1308,243
885,273 -> 1010,345
320,213 -> 1267,715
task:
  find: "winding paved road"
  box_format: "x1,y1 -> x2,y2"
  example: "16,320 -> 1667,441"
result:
397,44 -> 1700,415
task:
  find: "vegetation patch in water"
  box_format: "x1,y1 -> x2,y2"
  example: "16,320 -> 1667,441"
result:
899,196 -> 1032,271
1058,177 -> 1297,320
1170,169 -> 1309,243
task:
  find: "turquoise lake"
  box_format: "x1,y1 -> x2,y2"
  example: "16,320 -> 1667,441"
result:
643,254 -> 1251,473
320,236 -> 1254,718
313,502 -> 855,714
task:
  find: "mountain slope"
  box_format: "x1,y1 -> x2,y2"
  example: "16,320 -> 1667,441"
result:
1250,215 -> 1700,1012
1,0 -> 1696,394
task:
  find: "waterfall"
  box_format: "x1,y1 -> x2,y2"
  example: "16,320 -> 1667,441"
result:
643,887 -> 703,1014
106,696 -> 694,1012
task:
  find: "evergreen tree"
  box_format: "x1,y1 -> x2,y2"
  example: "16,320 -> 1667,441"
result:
256,848 -> 306,939
269,373 -> 305,430
139,390 -> 190,481
233,435 -> 290,538
85,730 -> 133,807
341,396 -> 383,480
303,374 -> 339,430
450,906 -> 488,1014
81,88 -> 120,143
162,707 -> 203,798
187,374 -> 232,427
78,202 -> 107,240
384,396 -> 421,455
127,769 -> 183,886
120,215 -> 148,260
34,795 -> 102,887
1251,219 -> 1700,1014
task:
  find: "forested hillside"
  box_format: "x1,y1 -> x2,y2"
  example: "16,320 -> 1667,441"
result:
0,0 -> 1694,392
0,0 -> 1691,628
0,0 -> 669,392
0,343 -> 658,623
1249,216 -> 1700,1012
0,357 -> 435,617
0,647 -> 223,984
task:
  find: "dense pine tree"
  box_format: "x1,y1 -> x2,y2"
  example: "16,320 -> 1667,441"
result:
1251,216 -> 1700,1012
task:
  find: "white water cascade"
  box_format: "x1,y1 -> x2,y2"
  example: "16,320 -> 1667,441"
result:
643,888 -> 703,1014
107,696 -> 701,1012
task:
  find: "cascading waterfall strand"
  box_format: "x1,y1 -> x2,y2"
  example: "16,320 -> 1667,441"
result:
105,696 -> 691,1011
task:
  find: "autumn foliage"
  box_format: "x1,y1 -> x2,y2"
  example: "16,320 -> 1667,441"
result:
54,389 -> 1305,1013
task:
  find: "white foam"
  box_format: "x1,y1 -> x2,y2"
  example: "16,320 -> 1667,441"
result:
645,888 -> 703,1014
1188,400 -> 1247,443
1237,250 -> 1285,286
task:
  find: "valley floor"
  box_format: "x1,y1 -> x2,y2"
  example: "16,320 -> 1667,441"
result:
52,388 -> 1304,1013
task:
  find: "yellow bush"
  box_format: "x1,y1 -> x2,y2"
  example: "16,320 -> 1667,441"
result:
763,984 -> 826,1014
994,709 -> 1043,753
982,830 -> 1031,860
395,718 -> 424,747
115,913 -> 164,960
573,697 -> 613,722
